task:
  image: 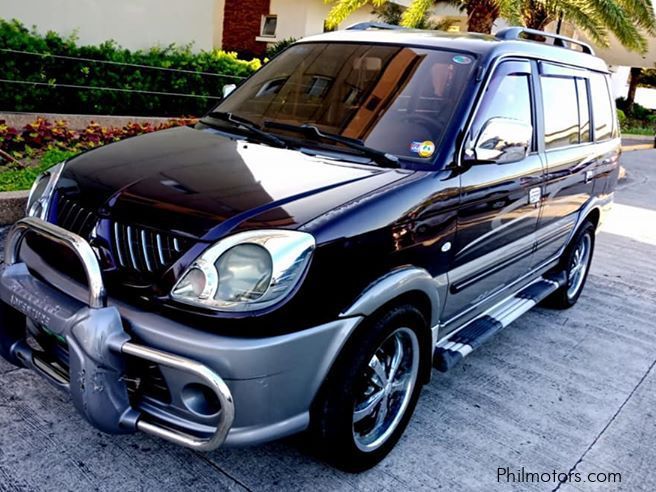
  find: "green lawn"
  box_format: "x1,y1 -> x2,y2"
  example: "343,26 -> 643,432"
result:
0,148 -> 77,192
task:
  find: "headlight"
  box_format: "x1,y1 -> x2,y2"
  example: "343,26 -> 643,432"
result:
26,161 -> 66,219
171,230 -> 315,312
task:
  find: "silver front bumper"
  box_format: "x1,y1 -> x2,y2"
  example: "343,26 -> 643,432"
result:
0,217 -> 234,451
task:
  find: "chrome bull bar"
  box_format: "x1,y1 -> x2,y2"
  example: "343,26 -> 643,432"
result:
3,217 -> 235,451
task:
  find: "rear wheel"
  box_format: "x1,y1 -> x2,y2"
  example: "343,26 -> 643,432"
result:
544,220 -> 595,309
310,305 -> 429,472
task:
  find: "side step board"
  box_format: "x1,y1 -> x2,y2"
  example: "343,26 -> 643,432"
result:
433,273 -> 566,372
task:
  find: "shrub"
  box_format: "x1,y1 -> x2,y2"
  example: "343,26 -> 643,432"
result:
616,108 -> 626,127
0,117 -> 196,159
0,19 -> 262,117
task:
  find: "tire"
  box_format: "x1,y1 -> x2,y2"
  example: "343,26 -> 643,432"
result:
310,304 -> 430,472
543,220 -> 595,309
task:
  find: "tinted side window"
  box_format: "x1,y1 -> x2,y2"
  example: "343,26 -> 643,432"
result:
577,78 -> 591,143
589,73 -> 614,141
541,76 -> 579,149
471,70 -> 532,143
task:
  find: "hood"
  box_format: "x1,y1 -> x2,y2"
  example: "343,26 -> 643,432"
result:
57,125 -> 410,241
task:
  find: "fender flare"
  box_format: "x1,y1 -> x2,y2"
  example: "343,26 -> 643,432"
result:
340,266 -> 442,347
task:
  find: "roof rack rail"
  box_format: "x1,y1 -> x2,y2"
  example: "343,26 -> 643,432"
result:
495,27 -> 595,55
346,22 -> 404,31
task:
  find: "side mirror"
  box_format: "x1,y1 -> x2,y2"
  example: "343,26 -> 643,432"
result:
466,117 -> 532,164
222,84 -> 237,98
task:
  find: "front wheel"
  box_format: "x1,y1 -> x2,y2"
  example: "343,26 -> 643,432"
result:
544,220 -> 595,309
310,305 -> 429,472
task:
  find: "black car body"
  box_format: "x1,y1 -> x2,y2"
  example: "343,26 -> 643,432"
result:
0,25 -> 620,470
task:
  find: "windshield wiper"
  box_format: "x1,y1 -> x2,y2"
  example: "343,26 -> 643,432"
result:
263,121 -> 399,168
204,111 -> 287,148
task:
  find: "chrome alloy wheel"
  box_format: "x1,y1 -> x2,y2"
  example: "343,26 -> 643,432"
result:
567,232 -> 592,299
352,327 -> 420,452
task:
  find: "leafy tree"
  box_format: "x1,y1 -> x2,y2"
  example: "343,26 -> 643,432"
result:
626,67 -> 656,109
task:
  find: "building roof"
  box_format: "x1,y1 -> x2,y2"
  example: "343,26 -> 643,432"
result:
299,28 -> 610,73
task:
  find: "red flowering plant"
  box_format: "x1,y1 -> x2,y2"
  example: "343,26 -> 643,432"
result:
0,117 -> 197,162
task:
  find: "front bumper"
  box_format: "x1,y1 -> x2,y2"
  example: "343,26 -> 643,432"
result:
0,218 -> 361,450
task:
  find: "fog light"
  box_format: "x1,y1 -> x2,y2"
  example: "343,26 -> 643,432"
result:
181,383 -> 221,416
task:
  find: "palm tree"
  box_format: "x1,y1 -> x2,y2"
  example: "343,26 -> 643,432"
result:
325,0 -> 518,34
520,0 -> 656,52
325,0 -> 656,51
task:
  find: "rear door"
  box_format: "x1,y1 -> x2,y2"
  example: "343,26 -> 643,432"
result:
442,60 -> 543,323
532,63 -> 603,267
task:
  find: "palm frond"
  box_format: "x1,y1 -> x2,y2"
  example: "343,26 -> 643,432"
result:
401,0 -> 435,27
574,0 -> 648,52
615,0 -> 656,33
325,0 -> 387,29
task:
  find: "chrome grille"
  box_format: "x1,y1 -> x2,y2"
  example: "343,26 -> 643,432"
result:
112,222 -> 190,273
54,195 -> 190,274
56,195 -> 98,238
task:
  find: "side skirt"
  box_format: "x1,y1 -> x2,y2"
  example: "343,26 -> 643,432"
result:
433,271 -> 566,372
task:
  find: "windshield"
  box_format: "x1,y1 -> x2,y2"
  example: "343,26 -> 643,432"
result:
212,42 -> 476,162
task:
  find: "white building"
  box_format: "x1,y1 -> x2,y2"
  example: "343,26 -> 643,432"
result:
1,0 -> 654,105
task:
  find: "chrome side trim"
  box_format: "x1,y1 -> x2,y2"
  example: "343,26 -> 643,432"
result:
5,217 -> 107,308
122,341 -> 235,452
441,255 -> 560,330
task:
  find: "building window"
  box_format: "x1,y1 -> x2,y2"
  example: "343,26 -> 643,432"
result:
261,15 -> 277,37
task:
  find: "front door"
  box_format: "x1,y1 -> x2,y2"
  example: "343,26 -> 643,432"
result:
442,60 -> 543,324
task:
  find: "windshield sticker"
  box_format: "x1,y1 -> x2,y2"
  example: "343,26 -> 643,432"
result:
410,140 -> 436,158
452,55 -> 473,65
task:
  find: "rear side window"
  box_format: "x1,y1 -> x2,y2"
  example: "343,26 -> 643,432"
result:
541,76 -> 579,149
577,78 -> 591,143
589,73 -> 614,141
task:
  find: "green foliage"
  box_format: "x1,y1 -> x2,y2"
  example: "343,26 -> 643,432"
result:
617,108 -> 627,126
0,148 -> 77,192
1,117 -> 195,158
401,0 -> 435,28
640,69 -> 656,88
265,38 -> 297,59
328,0 -> 655,50
615,98 -> 655,135
0,19 -> 262,117
521,0 -> 656,53
325,0 -> 387,29
373,2 -> 459,29
373,3 -> 405,25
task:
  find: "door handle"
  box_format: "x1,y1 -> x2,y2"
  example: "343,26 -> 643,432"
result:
528,187 -> 542,205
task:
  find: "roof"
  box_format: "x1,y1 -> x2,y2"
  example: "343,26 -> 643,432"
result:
298,28 -> 610,73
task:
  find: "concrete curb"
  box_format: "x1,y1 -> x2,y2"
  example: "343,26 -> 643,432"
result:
622,144 -> 655,152
0,190 -> 28,226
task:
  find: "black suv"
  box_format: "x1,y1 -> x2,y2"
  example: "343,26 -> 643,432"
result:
0,25 -> 620,471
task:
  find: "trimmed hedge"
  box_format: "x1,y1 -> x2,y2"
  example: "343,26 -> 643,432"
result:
0,19 -> 262,117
